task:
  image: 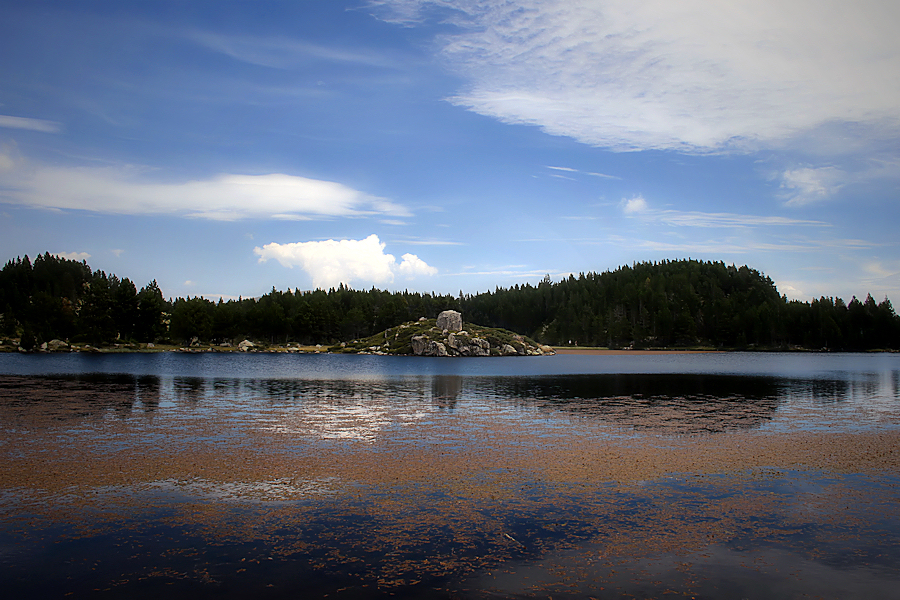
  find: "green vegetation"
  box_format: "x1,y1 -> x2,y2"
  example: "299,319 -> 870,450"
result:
1,253 -> 899,351
464,261 -> 900,350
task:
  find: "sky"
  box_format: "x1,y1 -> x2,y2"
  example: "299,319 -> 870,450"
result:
1,0 -> 899,304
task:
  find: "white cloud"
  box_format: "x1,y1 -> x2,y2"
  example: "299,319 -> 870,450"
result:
395,237 -> 463,246
397,253 -> 438,277
0,115 -> 61,133
618,195 -> 828,226
863,261 -> 899,281
374,0 -> 900,153
545,165 -> 619,179
53,251 -> 91,261
254,234 -> 436,290
779,166 -> 846,206
188,31 -> 401,70
0,141 -> 21,171
0,159 -> 409,220
620,195 -> 648,214
653,210 -> 826,228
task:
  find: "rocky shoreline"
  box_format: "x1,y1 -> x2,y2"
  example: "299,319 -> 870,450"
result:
0,311 -> 555,357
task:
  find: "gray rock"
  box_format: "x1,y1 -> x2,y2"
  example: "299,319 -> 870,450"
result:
411,335 -> 450,356
500,343 -> 518,356
411,335 -> 428,355
436,310 -> 463,332
471,337 -> 490,356
447,332 -> 490,356
446,332 -> 459,349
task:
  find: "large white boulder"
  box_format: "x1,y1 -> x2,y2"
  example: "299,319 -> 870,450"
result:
436,310 -> 463,332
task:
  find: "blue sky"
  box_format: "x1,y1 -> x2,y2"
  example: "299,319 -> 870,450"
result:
1,0 -> 899,304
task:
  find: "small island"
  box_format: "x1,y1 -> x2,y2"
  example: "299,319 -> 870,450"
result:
332,310 -> 554,356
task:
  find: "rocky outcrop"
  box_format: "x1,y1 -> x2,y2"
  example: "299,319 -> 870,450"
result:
409,328 -> 551,357
447,332 -> 490,356
341,312 -> 555,357
436,310 -> 463,332
411,335 -> 449,357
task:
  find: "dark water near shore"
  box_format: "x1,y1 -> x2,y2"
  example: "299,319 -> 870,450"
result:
1,352 -> 899,598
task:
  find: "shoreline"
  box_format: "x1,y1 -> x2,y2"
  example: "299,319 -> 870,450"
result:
1,344 -> 895,355
552,347 -> 722,355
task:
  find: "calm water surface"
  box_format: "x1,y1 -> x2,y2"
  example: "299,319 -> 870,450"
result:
1,352 -> 898,598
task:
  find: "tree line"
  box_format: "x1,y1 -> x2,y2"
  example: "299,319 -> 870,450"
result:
2,253 -> 898,350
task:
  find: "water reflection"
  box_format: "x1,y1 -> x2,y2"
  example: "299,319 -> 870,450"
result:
1,367 -> 898,436
171,376 -> 206,403
432,375 -> 463,409
0,374 -> 161,423
478,374 -> 783,433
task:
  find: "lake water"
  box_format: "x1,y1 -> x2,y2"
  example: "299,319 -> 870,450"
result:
1,352 -> 898,598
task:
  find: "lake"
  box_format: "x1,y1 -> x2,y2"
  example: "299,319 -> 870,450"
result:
1,351 -> 898,598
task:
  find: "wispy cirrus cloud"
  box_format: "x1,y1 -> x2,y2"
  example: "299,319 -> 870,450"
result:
373,0 -> 900,154
254,234 -> 436,290
0,152 -> 409,221
653,211 -> 828,228
778,166 -> 846,206
619,195 -> 827,227
545,165 -> 619,179
605,235 -> 876,255
394,238 -> 464,246
0,115 -> 61,133
187,31 -> 403,70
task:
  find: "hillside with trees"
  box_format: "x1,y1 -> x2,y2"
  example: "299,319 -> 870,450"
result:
1,253 -> 898,350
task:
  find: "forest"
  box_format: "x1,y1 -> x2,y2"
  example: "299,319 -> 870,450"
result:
1,252 -> 899,351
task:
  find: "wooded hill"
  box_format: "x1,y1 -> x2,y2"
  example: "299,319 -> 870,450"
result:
2,253 -> 898,350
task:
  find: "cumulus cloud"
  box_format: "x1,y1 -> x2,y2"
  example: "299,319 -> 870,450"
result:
254,234 -> 436,289
396,253 -> 438,277
0,159 -> 409,220
373,0 -> 900,153
0,115 -> 61,133
779,166 -> 846,206
620,195 -> 648,214
53,251 -> 91,261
